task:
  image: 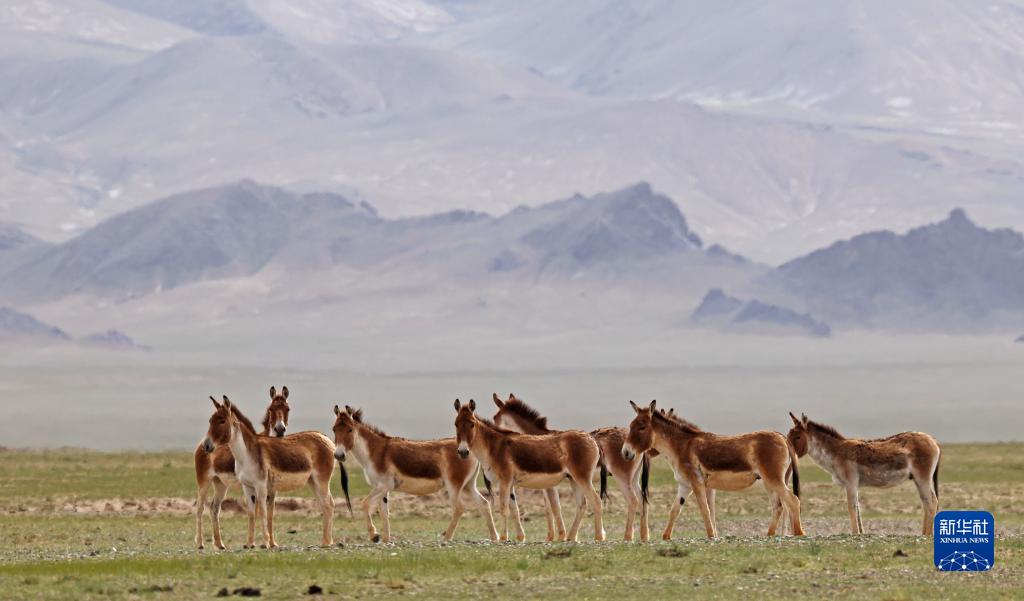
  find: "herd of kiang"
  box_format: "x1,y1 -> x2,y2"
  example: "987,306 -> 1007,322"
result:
195,387 -> 942,550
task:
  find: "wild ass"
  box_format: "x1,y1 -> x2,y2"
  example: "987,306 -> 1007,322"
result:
203,396 -> 336,548
623,400 -> 804,539
787,412 -> 941,535
194,386 -> 291,549
332,405 -> 497,543
492,393 -> 650,541
455,399 -> 605,542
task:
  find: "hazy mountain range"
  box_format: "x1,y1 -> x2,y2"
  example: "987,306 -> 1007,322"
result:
2,0 -> 1024,266
2,180 -> 1024,350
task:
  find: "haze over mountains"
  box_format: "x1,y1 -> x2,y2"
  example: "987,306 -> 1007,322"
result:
2,0 -> 1024,265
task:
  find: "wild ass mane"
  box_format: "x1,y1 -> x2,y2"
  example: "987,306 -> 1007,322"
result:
502,398 -> 549,431
229,404 -> 259,434
653,409 -> 702,434
806,420 -> 845,440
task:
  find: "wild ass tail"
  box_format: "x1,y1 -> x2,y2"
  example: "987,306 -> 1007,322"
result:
339,461 -> 353,517
789,446 -> 801,498
599,462 -> 608,502
640,453 -> 650,505
482,471 -> 493,499
933,448 -> 941,499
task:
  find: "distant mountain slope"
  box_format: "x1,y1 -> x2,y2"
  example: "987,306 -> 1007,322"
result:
769,209 -> 1024,327
0,180 -> 756,303
0,306 -> 70,341
691,289 -> 831,338
437,0 -> 1024,131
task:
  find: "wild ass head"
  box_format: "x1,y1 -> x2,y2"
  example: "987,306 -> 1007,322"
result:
203,395 -> 238,452
453,398 -> 478,459
332,404 -> 363,461
264,386 -> 291,437
491,392 -> 547,432
787,412 -> 810,457
622,400 -> 657,460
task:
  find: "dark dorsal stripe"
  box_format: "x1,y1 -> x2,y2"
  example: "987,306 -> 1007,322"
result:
807,420 -> 845,440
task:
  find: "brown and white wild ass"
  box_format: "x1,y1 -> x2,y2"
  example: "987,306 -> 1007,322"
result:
203,396 -> 336,548
787,412 -> 941,535
194,386 -> 291,549
455,399 -> 605,542
623,400 -> 804,539
332,405 -> 497,543
492,393 -> 650,542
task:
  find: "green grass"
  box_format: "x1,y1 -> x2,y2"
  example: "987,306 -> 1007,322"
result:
0,444 -> 1021,600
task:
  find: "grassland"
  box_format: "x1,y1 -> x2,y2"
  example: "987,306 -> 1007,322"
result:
0,444 -> 1021,600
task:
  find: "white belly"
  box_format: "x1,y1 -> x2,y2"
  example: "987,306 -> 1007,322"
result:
706,471 -> 758,491
270,471 -> 311,492
395,476 -> 444,496
515,472 -> 565,490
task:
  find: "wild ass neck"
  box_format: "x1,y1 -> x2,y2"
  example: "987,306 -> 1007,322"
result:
228,421 -> 262,477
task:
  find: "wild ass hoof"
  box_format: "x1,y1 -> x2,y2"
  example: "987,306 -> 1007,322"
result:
515,533 -> 526,543
371,534 -> 381,543
197,544 -> 205,550
661,532 -> 672,542
215,543 -> 226,550
595,530 -> 606,542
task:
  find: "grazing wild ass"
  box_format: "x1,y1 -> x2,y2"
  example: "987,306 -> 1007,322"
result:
332,405 -> 497,543
194,386 -> 291,549
623,400 -> 804,539
492,393 -> 650,542
203,396 -> 336,548
787,412 -> 941,535
455,399 -> 605,542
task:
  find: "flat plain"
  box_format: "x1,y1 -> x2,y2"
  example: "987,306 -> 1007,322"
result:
0,444 -> 1021,600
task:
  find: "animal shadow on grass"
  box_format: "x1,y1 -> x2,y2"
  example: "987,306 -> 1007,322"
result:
542,546 -> 575,560
655,546 -> 691,558
217,586 -> 261,597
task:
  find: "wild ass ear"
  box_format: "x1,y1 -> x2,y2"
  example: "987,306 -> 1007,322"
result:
454,398 -> 462,411
281,386 -> 289,400
492,393 -> 504,409
269,386 -> 277,399
508,393 -> 517,401
801,413 -> 809,425
222,396 -> 233,410
789,412 -> 802,427
629,400 -> 641,414
468,399 -> 476,412
210,396 -> 222,409
334,404 -> 341,416
349,408 -> 363,422
649,399 -> 657,412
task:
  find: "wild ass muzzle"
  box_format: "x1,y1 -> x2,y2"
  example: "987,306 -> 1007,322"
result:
332,405 -> 497,543
194,386 -> 291,549
623,400 -> 804,539
492,392 -> 650,542
787,412 -> 941,535
455,398 -> 605,542
203,395 -> 336,549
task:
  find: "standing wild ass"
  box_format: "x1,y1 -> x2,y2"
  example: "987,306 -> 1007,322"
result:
203,396 -> 336,548
194,386 -> 291,549
455,399 -> 605,542
787,412 -> 941,535
332,405 -> 498,543
492,393 -> 650,541
623,400 -> 804,539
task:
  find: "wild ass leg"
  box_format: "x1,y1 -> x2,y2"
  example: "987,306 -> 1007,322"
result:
615,471 -> 639,542
265,491 -> 277,549
508,488 -> 527,542
210,479 -> 228,550
254,484 -> 272,549
241,484 -> 257,549
195,477 -> 210,549
845,485 -> 862,534
309,477 -> 335,546
463,480 -> 498,541
763,475 -> 804,536
362,483 -> 388,542
706,488 -> 717,534
379,493 -> 393,543
767,493 -> 784,536
496,481 -> 513,541
543,488 -> 567,542
690,480 -> 717,538
443,481 -> 466,542
662,482 -> 690,541
631,466 -> 649,542
912,472 -> 938,536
